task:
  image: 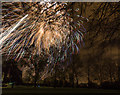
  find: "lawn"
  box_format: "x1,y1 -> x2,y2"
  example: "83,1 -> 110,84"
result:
2,86 -> 120,95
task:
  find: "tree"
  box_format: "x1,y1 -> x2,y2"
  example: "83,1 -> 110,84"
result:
2,59 -> 22,84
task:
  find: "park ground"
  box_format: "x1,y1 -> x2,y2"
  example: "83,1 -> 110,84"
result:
1,86 -> 120,95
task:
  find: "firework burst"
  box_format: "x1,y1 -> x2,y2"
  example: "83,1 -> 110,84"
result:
1,1 -> 87,63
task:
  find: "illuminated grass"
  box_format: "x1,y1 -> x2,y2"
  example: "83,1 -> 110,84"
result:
2,87 -> 120,95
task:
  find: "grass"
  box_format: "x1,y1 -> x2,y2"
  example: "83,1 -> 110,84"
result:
2,86 -> 120,95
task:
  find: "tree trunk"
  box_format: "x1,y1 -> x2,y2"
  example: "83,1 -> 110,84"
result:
54,64 -> 57,88
109,65 -> 113,83
118,65 -> 120,82
76,74 -> 79,87
87,63 -> 90,87
34,62 -> 37,87
99,64 -> 103,86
